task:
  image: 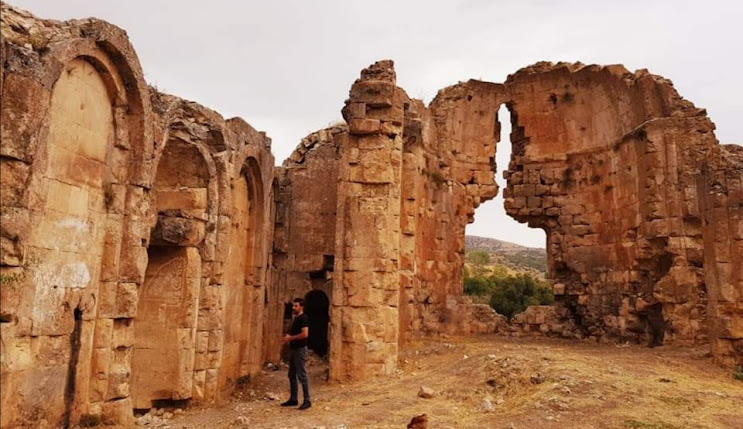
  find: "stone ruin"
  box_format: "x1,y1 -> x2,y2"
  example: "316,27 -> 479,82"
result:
0,3 -> 741,427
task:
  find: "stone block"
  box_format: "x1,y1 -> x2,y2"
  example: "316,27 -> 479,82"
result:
349,118 -> 381,135
151,216 -> 206,247
100,398 -> 133,425
350,80 -> 395,108
155,188 -> 208,211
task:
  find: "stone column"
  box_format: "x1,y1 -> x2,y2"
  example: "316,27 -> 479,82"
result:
329,60 -> 404,381
704,145 -> 743,367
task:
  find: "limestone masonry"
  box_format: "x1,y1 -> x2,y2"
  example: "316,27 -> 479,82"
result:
1,3 -> 741,428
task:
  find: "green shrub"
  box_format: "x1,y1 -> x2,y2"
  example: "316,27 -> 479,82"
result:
464,275 -> 491,296
488,273 -> 554,320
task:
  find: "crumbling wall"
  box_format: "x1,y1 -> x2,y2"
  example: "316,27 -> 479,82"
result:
268,125 -> 345,360
702,144 -> 743,366
329,61 -> 405,381
0,4 -> 274,427
501,63 -> 715,347
403,81 -> 504,337
326,60 -> 742,380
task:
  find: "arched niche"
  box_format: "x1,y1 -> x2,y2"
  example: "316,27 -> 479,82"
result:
219,156 -> 266,394
131,136 -> 210,410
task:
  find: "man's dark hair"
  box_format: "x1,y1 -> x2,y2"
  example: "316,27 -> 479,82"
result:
292,297 -> 305,307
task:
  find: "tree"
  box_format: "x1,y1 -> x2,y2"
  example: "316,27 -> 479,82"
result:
466,249 -> 491,266
465,250 -> 491,278
488,273 -> 554,320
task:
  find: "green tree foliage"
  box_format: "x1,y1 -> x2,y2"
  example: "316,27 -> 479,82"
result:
488,273 -> 554,320
463,264 -> 553,320
466,249 -> 491,266
465,250 -> 491,278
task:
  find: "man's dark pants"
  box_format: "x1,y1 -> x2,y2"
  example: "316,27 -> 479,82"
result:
288,346 -> 310,402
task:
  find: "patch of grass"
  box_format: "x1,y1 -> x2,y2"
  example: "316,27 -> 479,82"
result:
622,420 -> 680,429
734,365 -> 743,381
430,171 -> 446,186
29,32 -> 51,54
657,395 -> 692,406
78,414 -> 101,427
0,272 -> 22,285
422,168 -> 447,187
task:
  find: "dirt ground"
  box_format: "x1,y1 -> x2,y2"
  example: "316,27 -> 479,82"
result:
118,335 -> 743,429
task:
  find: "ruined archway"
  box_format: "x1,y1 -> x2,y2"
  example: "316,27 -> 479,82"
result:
131,137 -> 208,410
304,289 -> 330,357
463,105 -> 548,320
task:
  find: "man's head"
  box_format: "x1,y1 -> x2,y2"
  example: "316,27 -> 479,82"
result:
292,298 -> 305,316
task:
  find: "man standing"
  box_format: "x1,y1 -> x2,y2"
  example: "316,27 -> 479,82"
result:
281,298 -> 311,410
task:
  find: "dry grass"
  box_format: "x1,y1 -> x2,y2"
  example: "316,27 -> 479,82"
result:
115,336 -> 743,429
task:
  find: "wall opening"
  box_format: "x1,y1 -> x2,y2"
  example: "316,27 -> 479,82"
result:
463,105 -> 548,316
304,289 -> 330,357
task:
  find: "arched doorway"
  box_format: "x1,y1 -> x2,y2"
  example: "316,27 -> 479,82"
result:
304,289 -> 330,357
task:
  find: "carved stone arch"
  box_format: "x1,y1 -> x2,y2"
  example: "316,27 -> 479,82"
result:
0,25 -> 152,425
217,154 -> 269,395
130,113 -> 222,410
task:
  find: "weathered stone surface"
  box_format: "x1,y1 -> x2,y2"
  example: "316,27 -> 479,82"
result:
275,59 -> 742,381
2,3 -> 741,428
0,4 -> 274,427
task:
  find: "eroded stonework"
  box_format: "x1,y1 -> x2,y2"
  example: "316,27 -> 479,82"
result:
279,60 -> 741,381
1,3 -> 741,428
1,4 -> 274,427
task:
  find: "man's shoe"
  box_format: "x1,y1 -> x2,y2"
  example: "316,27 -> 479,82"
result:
281,399 -> 298,407
298,401 -> 312,410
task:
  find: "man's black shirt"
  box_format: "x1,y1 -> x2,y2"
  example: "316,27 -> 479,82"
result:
289,313 -> 309,349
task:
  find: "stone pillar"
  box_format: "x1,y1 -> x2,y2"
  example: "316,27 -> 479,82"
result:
329,60 -> 404,381
704,145 -> 743,366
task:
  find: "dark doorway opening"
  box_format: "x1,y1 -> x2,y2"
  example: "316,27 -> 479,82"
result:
304,290 -> 330,357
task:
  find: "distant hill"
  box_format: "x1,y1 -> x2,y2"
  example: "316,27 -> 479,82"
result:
465,235 -> 547,276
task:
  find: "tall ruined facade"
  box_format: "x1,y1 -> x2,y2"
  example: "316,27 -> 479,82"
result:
1,4 -> 741,428
0,5 -> 275,427
277,60 -> 742,381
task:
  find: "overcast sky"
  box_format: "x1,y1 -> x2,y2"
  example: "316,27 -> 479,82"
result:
12,0 -> 742,248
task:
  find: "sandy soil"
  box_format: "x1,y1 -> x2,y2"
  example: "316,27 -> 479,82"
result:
117,335 -> 743,429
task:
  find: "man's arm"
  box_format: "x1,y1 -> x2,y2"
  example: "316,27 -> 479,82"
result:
285,327 -> 308,341
283,327 -> 309,343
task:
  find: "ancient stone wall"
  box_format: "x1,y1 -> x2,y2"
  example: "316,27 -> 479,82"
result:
499,64 -> 721,348
319,60 -> 742,380
269,125 -> 345,359
702,144 -> 743,366
0,4 -> 274,427
328,61 -> 405,380
402,81 -> 504,337
2,3 -> 741,426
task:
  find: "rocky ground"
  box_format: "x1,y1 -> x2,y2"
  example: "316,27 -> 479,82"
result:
113,336 -> 742,429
